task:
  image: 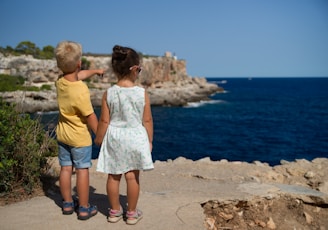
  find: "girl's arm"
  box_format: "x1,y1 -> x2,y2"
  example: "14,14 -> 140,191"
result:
78,69 -> 104,81
94,91 -> 110,146
143,91 -> 153,152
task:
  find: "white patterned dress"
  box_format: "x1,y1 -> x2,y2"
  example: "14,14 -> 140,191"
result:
96,85 -> 154,174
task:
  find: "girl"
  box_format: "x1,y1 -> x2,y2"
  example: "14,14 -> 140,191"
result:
95,45 -> 154,225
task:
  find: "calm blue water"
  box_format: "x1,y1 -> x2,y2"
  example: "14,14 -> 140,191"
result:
37,77 -> 328,166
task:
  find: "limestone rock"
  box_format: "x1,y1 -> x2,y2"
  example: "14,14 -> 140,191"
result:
267,217 -> 276,229
0,53 -> 224,112
303,211 -> 313,224
318,182 -> 328,194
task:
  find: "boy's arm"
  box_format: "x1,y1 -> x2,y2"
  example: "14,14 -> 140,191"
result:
143,91 -> 153,152
86,112 -> 98,135
78,69 -> 104,81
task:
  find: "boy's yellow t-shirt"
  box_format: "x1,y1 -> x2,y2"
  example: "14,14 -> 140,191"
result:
55,77 -> 94,147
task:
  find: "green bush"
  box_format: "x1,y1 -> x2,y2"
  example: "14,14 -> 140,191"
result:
0,74 -> 25,92
81,57 -> 91,70
0,74 -> 52,92
40,84 -> 52,91
0,100 -> 57,197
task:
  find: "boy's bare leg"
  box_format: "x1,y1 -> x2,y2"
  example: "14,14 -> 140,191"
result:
125,170 -> 140,212
59,166 -> 73,203
107,174 -> 122,211
59,166 -> 74,213
76,168 -> 89,210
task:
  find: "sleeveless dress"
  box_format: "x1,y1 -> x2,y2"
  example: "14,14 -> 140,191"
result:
96,85 -> 154,174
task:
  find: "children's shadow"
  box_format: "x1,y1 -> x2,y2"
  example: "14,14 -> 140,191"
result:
42,175 -> 127,217
87,187 -> 128,217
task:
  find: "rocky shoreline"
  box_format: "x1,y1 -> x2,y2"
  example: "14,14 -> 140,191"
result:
0,53 -> 223,113
0,78 -> 221,113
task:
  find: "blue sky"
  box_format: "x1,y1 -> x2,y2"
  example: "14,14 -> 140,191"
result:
1,0 -> 327,77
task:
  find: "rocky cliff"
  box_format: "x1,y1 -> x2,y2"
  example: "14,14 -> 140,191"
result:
0,53 -> 223,113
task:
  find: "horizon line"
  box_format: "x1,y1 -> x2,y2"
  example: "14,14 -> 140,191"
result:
204,76 -> 328,78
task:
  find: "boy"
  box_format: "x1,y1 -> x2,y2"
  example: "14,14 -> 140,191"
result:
55,40 -> 102,220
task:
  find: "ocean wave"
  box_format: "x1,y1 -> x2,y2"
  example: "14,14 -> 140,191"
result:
184,100 -> 226,108
209,80 -> 228,84
35,110 -> 59,115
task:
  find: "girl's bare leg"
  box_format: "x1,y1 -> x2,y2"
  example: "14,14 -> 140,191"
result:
125,170 -> 140,212
107,174 -> 122,210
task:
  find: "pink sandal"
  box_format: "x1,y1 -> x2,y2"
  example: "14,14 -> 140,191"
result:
126,209 -> 143,225
107,208 -> 123,223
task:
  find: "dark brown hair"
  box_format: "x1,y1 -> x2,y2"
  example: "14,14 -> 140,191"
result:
111,45 -> 140,79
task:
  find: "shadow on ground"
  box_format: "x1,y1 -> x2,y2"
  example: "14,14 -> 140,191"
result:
41,174 -> 127,217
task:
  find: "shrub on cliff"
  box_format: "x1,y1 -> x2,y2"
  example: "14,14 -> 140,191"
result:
0,74 -> 51,92
81,57 -> 91,70
0,99 -> 57,198
0,74 -> 25,92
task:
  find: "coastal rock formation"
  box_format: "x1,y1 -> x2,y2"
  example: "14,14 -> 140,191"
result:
195,157 -> 328,229
0,53 -> 223,112
153,157 -> 328,229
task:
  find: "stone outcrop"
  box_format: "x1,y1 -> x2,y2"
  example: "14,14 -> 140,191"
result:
0,53 -> 223,112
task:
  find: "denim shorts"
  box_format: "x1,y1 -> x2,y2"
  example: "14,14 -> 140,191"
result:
58,142 -> 92,169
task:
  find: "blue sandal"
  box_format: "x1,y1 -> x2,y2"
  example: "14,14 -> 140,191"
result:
78,204 -> 98,220
62,197 -> 79,215
62,201 -> 75,215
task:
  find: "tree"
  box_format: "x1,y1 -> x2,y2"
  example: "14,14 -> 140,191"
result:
15,41 -> 39,56
42,45 -> 54,54
5,46 -> 14,53
0,46 -> 14,55
40,45 -> 55,59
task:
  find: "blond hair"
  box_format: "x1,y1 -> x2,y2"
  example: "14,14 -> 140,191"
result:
55,41 -> 82,74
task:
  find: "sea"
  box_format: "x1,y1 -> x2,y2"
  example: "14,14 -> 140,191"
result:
36,77 -> 328,166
